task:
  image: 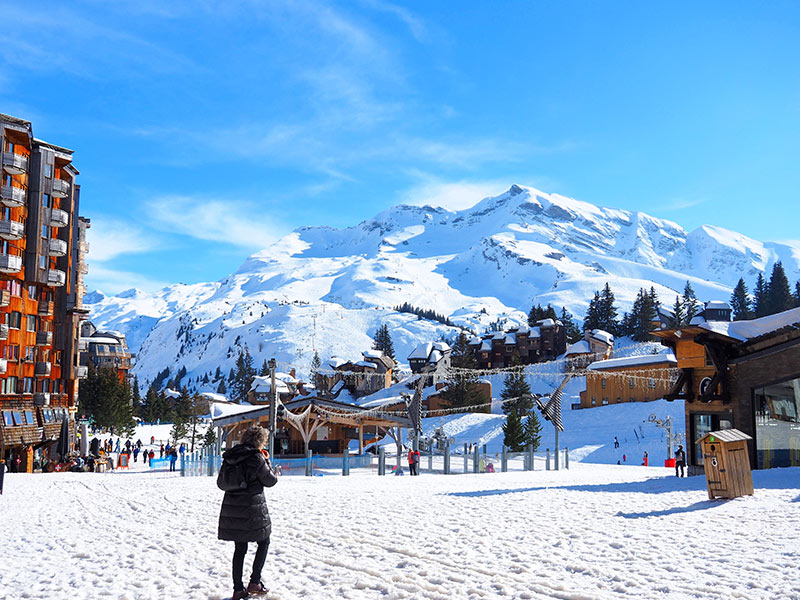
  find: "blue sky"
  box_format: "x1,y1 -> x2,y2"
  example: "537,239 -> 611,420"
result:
3,1 -> 799,294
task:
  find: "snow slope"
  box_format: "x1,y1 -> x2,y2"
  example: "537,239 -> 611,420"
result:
86,185 -> 800,391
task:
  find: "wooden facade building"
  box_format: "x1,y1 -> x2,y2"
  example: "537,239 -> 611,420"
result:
579,353 -> 677,409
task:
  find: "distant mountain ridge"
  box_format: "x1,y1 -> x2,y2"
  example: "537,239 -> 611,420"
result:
87,185 -> 800,392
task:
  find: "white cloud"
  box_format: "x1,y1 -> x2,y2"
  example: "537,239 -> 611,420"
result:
399,178 -> 512,211
84,264 -> 170,295
86,217 -> 161,262
146,195 -> 285,249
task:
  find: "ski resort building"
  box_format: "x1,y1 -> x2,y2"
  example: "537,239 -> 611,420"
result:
653,302 -> 800,472
0,113 -> 88,471
79,321 -> 133,383
317,350 -> 396,398
578,353 -> 677,409
469,320 -> 567,370
565,329 -> 614,370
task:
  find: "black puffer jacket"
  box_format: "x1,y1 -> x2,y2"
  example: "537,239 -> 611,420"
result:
217,444 -> 278,542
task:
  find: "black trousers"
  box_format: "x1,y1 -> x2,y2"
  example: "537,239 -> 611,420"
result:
675,461 -> 685,477
233,538 -> 270,590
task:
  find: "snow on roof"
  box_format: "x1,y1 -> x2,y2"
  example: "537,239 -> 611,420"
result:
492,332 -> 505,340
210,401 -> 258,420
87,337 -> 125,345
276,371 -> 297,383
699,306 -> 800,342
362,349 -> 384,359
250,375 -> 291,394
537,318 -> 555,327
429,350 -> 443,363
468,336 -> 481,345
354,361 -> 377,369
516,324 -> 531,334
565,340 -> 591,355
588,353 -> 677,371
408,342 -> 433,360
331,380 -> 345,393
504,333 -> 516,344
705,301 -> 731,310
696,428 -> 751,443
529,327 -> 541,338
432,341 -> 450,352
479,340 -> 492,351
590,329 -> 614,345
200,392 -> 227,402
359,394 -> 405,409
164,389 -> 181,399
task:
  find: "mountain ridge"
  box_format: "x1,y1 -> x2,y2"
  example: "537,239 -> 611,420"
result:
87,184 -> 799,391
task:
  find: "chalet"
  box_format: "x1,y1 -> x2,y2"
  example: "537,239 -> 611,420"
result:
247,372 -> 297,405
317,350 -> 396,398
579,353 -> 677,409
407,342 -> 450,387
565,329 -> 614,370
79,321 -> 133,383
469,320 -> 567,369
653,302 -> 800,472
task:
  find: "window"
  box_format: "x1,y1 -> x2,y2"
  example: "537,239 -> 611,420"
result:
53,379 -> 62,393
7,311 -> 21,328
41,225 -> 49,239
601,379 -> 607,389
2,411 -> 12,426
39,255 -> 47,270
26,315 -> 36,331
42,409 -> 53,423
9,280 -> 21,296
648,378 -> 656,389
629,378 -> 635,389
24,346 -> 35,362
27,285 -> 37,300
601,398 -> 609,405
3,345 -> 20,361
42,379 -> 51,393
616,397 -> 622,403
23,377 -> 34,393
11,411 -> 23,425
44,164 -> 52,178
24,410 -> 34,425
591,398 -> 596,406
42,193 -> 51,208
1,377 -> 17,393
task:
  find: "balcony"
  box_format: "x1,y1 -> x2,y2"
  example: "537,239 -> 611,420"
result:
0,323 -> 7,341
0,358 -> 6,375
0,183 -> 26,207
49,207 -> 69,228
0,218 -> 24,240
75,365 -> 88,379
35,361 -> 52,377
33,392 -> 51,406
2,152 -> 28,175
47,268 -> 66,287
52,178 -> 70,198
48,238 -> 67,256
38,300 -> 54,316
36,331 -> 53,346
0,252 -> 22,273
0,289 -> 9,307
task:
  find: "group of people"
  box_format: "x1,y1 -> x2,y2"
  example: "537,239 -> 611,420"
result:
406,447 -> 421,475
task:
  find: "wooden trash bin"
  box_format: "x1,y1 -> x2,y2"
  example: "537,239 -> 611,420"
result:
696,429 -> 754,500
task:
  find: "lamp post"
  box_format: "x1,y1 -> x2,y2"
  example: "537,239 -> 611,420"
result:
269,358 -> 277,454
648,414 -> 685,460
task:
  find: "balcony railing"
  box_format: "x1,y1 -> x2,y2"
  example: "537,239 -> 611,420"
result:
52,178 -> 70,198
0,289 -> 9,307
35,361 -> 52,376
48,238 -> 67,256
0,218 -> 24,240
38,300 -> 54,316
47,268 -> 66,287
1,152 -> 28,175
78,338 -> 89,351
33,392 -> 51,406
0,253 -> 22,273
36,331 -> 53,346
0,358 -> 6,375
0,323 -> 8,341
76,365 -> 88,379
49,207 -> 69,228
0,183 -> 26,207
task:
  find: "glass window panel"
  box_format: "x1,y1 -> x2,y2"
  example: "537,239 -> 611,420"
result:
755,377 -> 800,468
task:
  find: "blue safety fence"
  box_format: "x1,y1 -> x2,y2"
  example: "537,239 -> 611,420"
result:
176,452 -> 374,477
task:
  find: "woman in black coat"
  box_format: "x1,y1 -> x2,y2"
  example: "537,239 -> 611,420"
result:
218,425 -> 278,599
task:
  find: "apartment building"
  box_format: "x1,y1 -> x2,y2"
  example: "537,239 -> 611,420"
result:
79,321 -> 132,383
0,113 -> 88,471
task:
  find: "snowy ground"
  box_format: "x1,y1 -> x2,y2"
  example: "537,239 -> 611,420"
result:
3,459 -> 799,600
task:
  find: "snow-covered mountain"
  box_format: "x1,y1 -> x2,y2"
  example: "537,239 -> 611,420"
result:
87,185 -> 800,391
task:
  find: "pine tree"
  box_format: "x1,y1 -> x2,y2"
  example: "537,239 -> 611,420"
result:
259,359 -> 270,376
524,409 -> 542,450
753,273 -> 769,318
170,419 -> 188,445
583,291 -> 602,333
310,350 -> 322,388
630,287 -> 658,341
683,282 -> 699,323
500,367 -> 533,416
502,411 -> 526,452
670,295 -> 684,328
449,332 -> 476,369
598,283 -> 619,334
730,278 -> 752,321
230,349 -> 256,403
795,280 -> 800,308
439,372 -> 487,412
214,366 -> 222,380
560,307 -> 582,343
767,261 -> 793,315
372,324 -> 395,359
528,304 -> 558,326
78,364 -> 135,432
202,423 -> 217,449
216,380 -> 227,394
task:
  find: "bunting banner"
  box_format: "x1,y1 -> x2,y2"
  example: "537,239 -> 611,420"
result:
536,373 -> 573,432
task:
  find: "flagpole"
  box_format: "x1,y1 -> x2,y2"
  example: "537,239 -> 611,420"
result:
555,426 -> 559,470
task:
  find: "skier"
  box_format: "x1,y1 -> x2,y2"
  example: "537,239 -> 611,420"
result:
218,426 -> 278,600
674,445 -> 686,477
642,451 -> 648,467
614,436 -> 619,449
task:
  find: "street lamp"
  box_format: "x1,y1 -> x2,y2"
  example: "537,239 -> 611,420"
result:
268,358 -> 277,454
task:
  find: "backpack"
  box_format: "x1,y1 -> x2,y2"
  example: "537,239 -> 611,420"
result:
217,460 -> 248,492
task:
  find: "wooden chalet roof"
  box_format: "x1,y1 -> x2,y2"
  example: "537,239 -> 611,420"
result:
284,396 -> 412,429
696,429 -> 752,444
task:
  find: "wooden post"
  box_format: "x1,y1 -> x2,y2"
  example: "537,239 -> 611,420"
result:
358,421 -> 363,455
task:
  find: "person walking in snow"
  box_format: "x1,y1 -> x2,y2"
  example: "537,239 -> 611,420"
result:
407,447 -> 418,476
133,447 -> 140,463
614,436 -> 619,449
218,426 -> 278,600
168,448 -> 178,472
674,445 -> 686,477
642,451 -> 648,466
159,443 -> 164,459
